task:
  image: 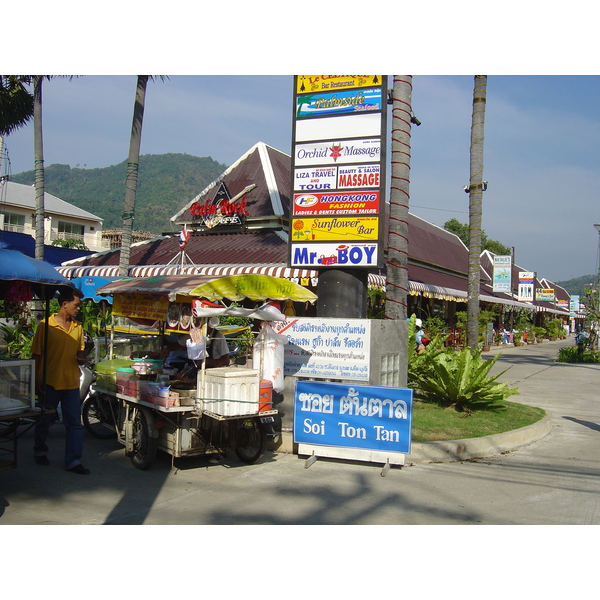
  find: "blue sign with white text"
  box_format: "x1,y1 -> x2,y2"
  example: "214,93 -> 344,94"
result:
294,381 -> 413,453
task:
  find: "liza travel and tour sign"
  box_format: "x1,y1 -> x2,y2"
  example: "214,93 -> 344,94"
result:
289,75 -> 387,269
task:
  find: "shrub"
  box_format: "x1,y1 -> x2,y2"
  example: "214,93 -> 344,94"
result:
557,346 -> 600,363
409,345 -> 518,412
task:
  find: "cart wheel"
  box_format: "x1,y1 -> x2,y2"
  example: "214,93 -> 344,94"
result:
129,408 -> 158,470
234,417 -> 267,464
82,394 -> 117,439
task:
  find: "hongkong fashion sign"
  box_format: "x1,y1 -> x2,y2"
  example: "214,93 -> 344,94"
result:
294,380 -> 413,453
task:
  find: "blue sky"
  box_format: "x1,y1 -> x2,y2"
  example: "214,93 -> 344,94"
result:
3,5 -> 599,285
3,74 -> 598,284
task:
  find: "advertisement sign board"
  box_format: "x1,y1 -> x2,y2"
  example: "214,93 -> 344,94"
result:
290,75 -> 387,269
293,191 -> 380,216
294,380 -> 413,454
290,242 -> 378,268
290,216 -> 379,242
296,75 -> 384,94
113,294 -> 168,321
492,255 -> 512,293
518,271 -> 535,302
295,113 -> 381,142
273,317 -> 370,380
294,139 -> 381,166
295,87 -> 383,118
535,288 -> 555,302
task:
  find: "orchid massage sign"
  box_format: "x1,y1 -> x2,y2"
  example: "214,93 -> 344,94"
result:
294,380 -> 413,453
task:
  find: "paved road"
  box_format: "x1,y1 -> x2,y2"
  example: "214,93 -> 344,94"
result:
1,337 -> 598,525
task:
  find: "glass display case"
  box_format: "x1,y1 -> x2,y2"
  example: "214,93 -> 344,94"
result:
0,360 -> 35,416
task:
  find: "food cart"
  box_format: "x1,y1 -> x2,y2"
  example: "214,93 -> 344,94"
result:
85,273 -> 316,470
0,249 -> 75,470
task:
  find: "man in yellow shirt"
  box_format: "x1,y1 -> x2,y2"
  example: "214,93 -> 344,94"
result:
32,288 -> 90,474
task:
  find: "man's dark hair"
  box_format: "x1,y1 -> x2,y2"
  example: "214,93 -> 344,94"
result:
57,287 -> 84,305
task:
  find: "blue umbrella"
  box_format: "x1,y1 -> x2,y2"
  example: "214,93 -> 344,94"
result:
71,276 -> 121,304
0,249 -> 73,299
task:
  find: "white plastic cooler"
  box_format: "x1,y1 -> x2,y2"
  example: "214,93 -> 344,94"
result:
199,367 -> 260,416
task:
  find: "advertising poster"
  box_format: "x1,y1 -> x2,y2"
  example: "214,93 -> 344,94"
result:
294,380 -> 413,454
272,317 -> 370,380
293,191 -> 380,216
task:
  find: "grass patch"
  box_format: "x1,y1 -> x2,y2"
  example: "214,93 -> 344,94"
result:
411,397 -> 545,443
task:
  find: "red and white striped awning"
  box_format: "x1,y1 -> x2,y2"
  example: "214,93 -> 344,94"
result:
55,263 -> 388,290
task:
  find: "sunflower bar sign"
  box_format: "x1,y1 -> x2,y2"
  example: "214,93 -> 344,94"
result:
289,75 -> 387,269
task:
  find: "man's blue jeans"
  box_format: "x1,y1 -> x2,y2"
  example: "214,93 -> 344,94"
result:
34,386 -> 84,469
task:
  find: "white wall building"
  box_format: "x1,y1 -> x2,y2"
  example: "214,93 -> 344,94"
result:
0,180 -> 106,252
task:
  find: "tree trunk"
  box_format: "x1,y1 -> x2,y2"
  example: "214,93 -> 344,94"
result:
466,75 -> 487,349
385,75 -> 412,322
33,76 -> 45,262
119,75 -> 148,276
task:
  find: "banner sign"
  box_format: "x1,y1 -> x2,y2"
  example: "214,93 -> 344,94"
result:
291,242 -> 378,268
273,317 -> 370,380
290,75 -> 387,269
291,216 -> 379,242
536,288 -> 555,302
295,87 -> 384,118
293,191 -> 380,216
296,75 -> 384,94
294,380 -> 413,453
518,271 -> 535,302
492,255 -> 512,293
295,114 -> 381,142
570,295 -> 579,317
294,139 -> 382,166
113,294 -> 168,321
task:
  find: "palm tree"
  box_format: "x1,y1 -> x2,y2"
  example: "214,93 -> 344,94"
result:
118,76 -> 149,276
466,75 -> 488,348
33,76 -> 46,261
385,75 -> 413,322
0,75 -> 34,136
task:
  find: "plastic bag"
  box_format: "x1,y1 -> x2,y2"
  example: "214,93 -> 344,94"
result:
254,324 -> 287,393
186,337 -> 206,360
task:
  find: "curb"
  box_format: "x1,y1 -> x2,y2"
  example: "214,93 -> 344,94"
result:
270,413 -> 553,465
405,412 -> 553,464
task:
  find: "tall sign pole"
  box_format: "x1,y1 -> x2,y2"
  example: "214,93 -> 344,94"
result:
289,76 -> 387,317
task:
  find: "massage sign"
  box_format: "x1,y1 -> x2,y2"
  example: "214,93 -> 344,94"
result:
189,182 -> 251,229
289,75 -> 387,269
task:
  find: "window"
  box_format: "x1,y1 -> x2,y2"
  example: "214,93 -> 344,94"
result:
58,221 -> 84,237
2,212 -> 25,232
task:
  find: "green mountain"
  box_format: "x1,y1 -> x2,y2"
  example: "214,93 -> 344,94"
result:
10,153 -> 227,234
555,274 -> 596,296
